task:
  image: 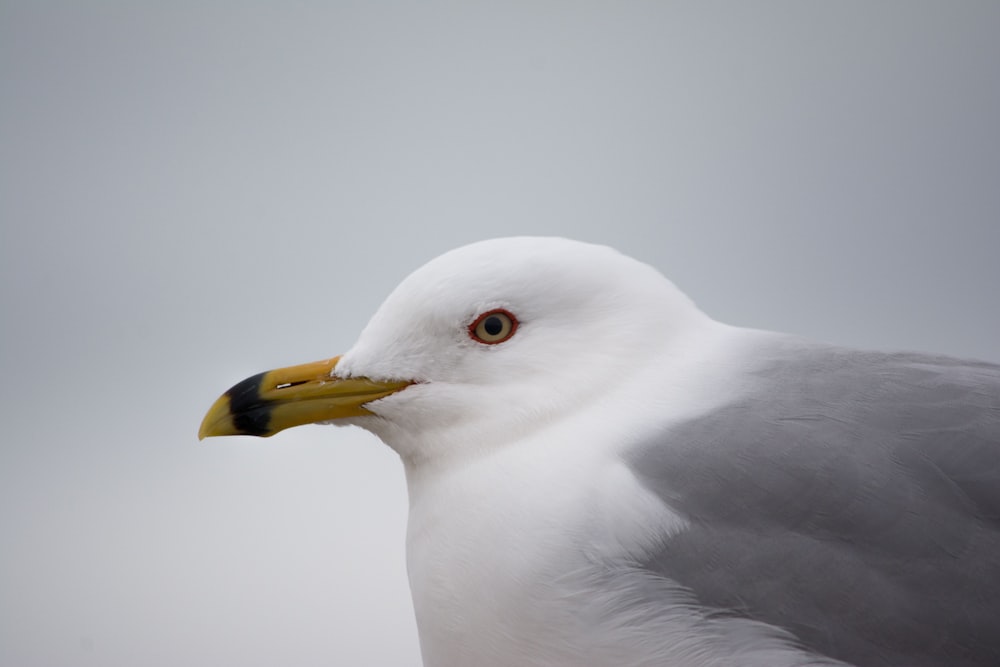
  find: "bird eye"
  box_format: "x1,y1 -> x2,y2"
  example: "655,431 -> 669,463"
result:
469,309 -> 518,345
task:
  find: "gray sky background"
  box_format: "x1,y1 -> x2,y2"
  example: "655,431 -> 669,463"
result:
2,3 -> 998,666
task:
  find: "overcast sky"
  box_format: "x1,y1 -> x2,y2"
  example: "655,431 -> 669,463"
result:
2,3 -> 998,666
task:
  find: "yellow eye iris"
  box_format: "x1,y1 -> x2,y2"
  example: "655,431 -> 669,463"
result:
469,309 -> 518,345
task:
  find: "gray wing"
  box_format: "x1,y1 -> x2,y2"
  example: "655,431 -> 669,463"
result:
628,338 -> 1000,667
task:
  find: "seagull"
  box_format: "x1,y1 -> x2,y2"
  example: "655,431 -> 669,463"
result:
200,237 -> 1000,667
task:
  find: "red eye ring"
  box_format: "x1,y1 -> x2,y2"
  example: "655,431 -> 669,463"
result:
468,309 -> 519,345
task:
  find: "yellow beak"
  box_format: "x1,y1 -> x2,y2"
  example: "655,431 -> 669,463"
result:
198,356 -> 412,439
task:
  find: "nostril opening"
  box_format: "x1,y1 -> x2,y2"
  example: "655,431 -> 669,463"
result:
276,380 -> 308,390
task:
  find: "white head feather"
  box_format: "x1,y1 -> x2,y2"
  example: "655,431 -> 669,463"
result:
333,237 -> 712,467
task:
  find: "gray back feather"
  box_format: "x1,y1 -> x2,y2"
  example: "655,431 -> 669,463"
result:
628,338 -> 1000,667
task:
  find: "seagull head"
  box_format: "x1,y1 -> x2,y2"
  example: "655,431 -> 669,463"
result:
199,237 -> 708,466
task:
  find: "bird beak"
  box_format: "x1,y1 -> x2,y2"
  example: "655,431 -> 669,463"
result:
198,356 -> 412,439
